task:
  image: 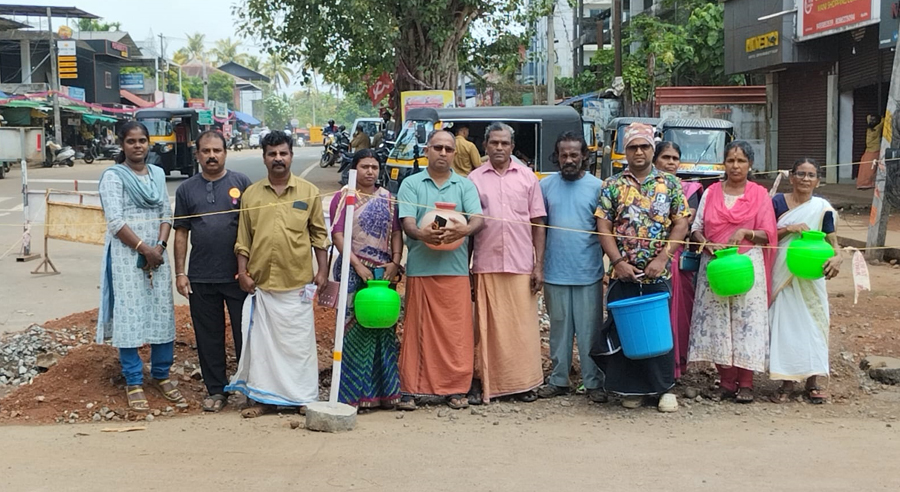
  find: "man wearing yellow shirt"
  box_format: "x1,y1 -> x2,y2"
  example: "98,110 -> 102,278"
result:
452,124 -> 482,177
226,130 -> 330,418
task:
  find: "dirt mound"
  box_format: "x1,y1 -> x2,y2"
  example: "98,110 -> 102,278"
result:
1,304 -> 338,424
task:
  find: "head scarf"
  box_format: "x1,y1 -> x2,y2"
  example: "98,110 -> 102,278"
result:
623,123 -> 655,148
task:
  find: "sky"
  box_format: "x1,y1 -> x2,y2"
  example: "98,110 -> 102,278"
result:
0,0 -> 315,94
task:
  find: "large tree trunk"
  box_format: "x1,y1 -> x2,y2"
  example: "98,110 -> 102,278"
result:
390,1 -> 479,114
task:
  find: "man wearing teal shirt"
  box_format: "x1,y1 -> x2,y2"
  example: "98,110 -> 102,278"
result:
396,130 -> 484,411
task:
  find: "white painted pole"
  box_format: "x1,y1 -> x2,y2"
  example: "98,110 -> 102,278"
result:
19,128 -> 31,257
329,169 -> 357,403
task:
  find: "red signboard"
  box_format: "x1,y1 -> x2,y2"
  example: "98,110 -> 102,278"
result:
188,98 -> 206,109
367,72 -> 394,107
800,0 -> 873,38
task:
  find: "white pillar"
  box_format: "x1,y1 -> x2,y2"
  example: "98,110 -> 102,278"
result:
20,40 -> 32,84
826,67 -> 839,184
765,72 -> 778,173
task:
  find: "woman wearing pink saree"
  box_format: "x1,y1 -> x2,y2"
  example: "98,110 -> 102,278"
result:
652,142 -> 703,379
688,141 -> 777,403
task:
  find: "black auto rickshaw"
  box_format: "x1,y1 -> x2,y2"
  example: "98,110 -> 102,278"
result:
658,118 -> 735,182
135,108 -> 201,176
385,106 -> 585,194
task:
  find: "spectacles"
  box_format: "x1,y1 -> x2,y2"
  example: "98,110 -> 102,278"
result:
429,145 -> 455,154
206,181 -> 215,204
793,172 -> 818,179
626,144 -> 653,153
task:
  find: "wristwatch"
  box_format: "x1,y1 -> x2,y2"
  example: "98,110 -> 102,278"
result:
157,240 -> 168,250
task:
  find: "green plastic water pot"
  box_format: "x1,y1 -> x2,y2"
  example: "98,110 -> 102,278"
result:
354,280 -> 401,328
707,247 -> 754,297
787,230 -> 834,280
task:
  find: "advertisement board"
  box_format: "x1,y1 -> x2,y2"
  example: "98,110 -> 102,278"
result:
57,40 -> 76,57
119,73 -> 145,91
879,0 -> 899,48
65,86 -> 85,101
399,90 -> 456,122
798,0 -> 878,40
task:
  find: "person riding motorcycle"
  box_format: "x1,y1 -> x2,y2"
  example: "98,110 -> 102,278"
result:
323,119 -> 339,135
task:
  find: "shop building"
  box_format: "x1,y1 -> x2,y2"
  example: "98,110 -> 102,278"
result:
725,0 -> 898,183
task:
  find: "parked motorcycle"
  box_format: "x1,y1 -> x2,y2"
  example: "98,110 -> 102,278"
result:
320,126 -> 349,168
82,138 -> 121,164
230,135 -> 244,151
339,141 -> 393,187
43,138 -> 75,167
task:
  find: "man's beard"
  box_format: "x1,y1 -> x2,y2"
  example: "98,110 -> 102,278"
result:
560,164 -> 582,180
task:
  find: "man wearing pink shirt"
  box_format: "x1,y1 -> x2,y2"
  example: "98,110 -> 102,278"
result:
467,122 -> 547,404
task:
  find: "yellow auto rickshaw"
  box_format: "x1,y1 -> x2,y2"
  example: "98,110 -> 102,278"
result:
658,118 -> 734,182
135,108 -> 201,176
385,106 -> 585,193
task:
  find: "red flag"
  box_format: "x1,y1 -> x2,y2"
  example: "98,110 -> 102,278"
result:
367,72 -> 394,106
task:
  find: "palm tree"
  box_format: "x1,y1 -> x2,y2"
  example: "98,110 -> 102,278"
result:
185,32 -> 206,62
262,54 -> 295,92
211,37 -> 248,66
74,19 -> 121,31
245,55 -> 262,73
171,48 -> 189,66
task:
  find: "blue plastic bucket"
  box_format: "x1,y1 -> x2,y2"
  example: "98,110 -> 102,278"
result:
607,292 -> 673,360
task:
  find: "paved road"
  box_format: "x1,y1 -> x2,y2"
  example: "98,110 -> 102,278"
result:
0,146 -> 339,335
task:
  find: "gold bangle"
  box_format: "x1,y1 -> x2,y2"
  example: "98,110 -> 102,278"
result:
134,240 -> 143,251
750,230 -> 756,241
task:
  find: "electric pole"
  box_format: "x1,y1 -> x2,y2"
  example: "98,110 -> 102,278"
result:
613,0 -> 622,77
46,8 -> 62,146
546,3 -> 555,105
158,33 -> 166,92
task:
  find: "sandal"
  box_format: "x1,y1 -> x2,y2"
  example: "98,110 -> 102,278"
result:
396,396 -> 417,411
807,387 -> 829,404
202,393 -> 228,413
516,390 -> 538,403
126,385 -> 150,412
446,394 -> 469,409
735,387 -> 754,404
151,378 -> 188,407
769,384 -> 794,404
240,402 -> 277,419
467,380 -> 484,406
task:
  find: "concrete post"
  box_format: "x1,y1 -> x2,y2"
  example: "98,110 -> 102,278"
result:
765,72 -> 779,173
20,40 -> 32,84
826,67 -> 839,184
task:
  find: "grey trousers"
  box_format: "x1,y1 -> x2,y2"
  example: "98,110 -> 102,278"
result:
543,281 -> 604,390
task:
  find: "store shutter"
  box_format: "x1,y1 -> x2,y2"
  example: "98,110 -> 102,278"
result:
778,67 -> 829,170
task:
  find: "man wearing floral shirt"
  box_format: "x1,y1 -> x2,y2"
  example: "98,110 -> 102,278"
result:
592,122 -> 690,413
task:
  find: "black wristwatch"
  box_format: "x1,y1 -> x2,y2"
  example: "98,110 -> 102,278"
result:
157,240 -> 168,250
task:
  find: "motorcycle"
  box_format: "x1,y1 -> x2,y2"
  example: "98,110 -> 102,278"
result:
230,135 -> 244,152
43,137 -> 75,167
339,141 -> 393,187
320,127 -> 349,168
82,138 -> 121,164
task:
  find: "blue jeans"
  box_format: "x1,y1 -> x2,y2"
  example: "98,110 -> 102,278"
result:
118,342 -> 174,386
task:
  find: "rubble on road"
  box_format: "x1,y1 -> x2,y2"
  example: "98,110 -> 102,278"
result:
0,325 -> 90,387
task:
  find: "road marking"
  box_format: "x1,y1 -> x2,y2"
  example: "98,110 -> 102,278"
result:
299,159 -> 320,179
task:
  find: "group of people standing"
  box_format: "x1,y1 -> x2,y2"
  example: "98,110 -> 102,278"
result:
96,119 -> 841,417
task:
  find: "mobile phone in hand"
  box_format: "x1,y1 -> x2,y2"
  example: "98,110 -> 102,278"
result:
432,215 -> 447,229
136,254 -> 147,269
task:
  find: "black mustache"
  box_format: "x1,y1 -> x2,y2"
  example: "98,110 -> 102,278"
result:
273,161 -> 285,166
206,158 -> 218,164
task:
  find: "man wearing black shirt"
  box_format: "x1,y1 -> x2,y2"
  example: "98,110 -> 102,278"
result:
174,131 -> 252,412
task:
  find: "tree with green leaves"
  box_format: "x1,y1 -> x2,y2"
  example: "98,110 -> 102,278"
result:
73,18 -> 121,31
185,32 -> 207,62
234,0 -> 547,105
262,54 -> 294,92
211,37 -> 248,66
172,48 -> 189,66
245,55 -> 262,73
263,92 -> 292,129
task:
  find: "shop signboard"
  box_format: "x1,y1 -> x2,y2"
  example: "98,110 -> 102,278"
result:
66,86 -> 85,101
879,0 -> 900,48
198,110 -> 213,126
119,73 -> 145,90
798,0 -> 878,40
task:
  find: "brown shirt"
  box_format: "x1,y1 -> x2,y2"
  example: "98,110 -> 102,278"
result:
235,174 -> 329,291
452,134 -> 482,177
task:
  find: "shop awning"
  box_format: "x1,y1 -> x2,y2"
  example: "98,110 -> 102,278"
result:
82,113 -> 118,124
0,99 -> 49,110
120,89 -> 155,108
233,110 -> 260,125
61,104 -> 89,113
0,90 -> 8,99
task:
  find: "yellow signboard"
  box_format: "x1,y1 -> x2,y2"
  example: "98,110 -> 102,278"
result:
59,62 -> 77,68
58,55 -> 76,62
60,73 -> 78,79
745,31 -> 779,53
59,67 -> 78,74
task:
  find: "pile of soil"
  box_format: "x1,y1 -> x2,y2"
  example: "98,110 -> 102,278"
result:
0,304 -> 338,424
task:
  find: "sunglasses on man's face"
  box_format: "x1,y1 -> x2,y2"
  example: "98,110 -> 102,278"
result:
429,145 -> 455,154
626,144 -> 653,153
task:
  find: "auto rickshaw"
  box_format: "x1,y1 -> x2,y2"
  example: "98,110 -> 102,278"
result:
385,106 -> 585,194
658,118 -> 734,182
135,108 -> 201,176
582,119 -> 601,175
600,117 -> 660,179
